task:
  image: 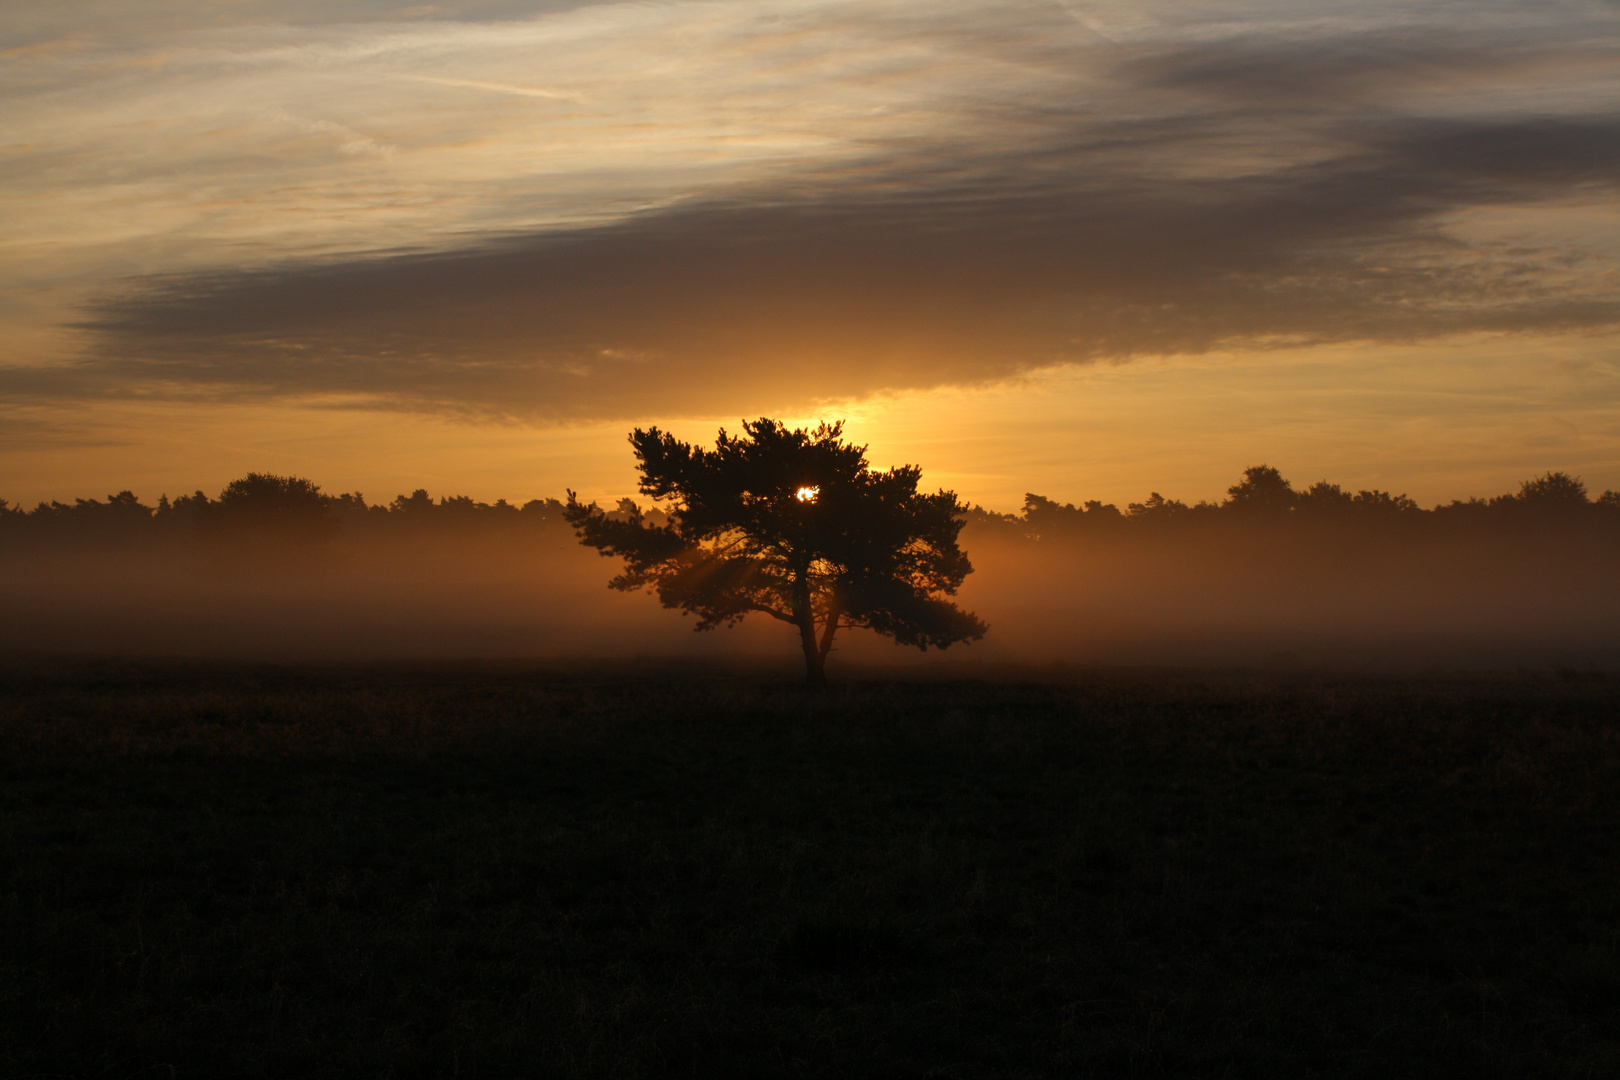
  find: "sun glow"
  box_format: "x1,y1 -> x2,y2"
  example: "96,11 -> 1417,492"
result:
795,486 -> 820,503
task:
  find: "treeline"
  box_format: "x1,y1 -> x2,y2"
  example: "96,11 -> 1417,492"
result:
965,467 -> 1620,542
3,467 -> 1617,552
0,474 -> 573,552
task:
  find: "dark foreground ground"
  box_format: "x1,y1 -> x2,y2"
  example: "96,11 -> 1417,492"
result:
2,660 -> 1617,1078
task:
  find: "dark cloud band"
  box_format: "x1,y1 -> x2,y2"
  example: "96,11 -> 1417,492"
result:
18,19 -> 1620,420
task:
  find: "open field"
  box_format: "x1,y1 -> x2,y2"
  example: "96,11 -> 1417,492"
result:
2,660 -> 1618,1078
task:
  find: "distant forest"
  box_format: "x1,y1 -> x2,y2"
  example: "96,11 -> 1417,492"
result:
3,466 -> 1617,552
4,467 -> 1617,668
968,467 -> 1620,541
0,476 -> 572,552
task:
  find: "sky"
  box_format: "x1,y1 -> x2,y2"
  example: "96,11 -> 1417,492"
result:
1,0 -> 1617,511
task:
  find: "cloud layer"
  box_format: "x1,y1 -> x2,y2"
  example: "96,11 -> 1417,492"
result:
4,0 -> 1617,419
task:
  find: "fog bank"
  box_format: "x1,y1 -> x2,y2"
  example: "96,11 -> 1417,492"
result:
4,517 -> 1615,671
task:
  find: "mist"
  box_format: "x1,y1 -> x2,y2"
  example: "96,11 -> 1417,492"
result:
1,509 -> 769,663
954,517 -> 1620,671
5,473 -> 1617,671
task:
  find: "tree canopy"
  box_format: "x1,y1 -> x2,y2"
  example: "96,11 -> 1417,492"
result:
200,472 -> 339,557
564,419 -> 987,683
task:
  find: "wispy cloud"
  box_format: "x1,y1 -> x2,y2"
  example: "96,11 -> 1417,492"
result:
401,74 -> 587,101
1,0 -> 1615,418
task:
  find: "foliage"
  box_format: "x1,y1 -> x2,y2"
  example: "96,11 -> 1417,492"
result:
564,419 -> 986,682
2,465 -> 1615,556
1125,491 -> 1191,518
1022,492 -> 1124,539
983,465 -> 1613,543
1515,470 -> 1590,507
202,472 -> 339,551
1225,463 -> 1298,512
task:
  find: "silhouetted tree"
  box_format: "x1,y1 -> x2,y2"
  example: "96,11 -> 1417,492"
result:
1022,494 -> 1124,540
1514,471 -> 1588,508
565,419 -> 986,683
1297,481 -> 1355,513
201,473 -> 338,556
1225,465 -> 1297,513
959,503 -> 1026,540
521,497 -> 566,518
1126,492 -> 1190,519
392,489 -> 436,515
1296,482 -> 1420,517
1352,489 -> 1420,514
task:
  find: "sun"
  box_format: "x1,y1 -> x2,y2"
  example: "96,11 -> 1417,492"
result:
795,485 -> 820,503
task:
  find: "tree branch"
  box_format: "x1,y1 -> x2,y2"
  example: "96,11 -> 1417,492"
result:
749,601 -> 798,625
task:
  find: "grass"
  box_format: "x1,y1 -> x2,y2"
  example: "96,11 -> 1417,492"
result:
1,659 -> 1617,1078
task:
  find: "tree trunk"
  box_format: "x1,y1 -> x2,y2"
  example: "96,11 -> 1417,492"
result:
799,618 -> 826,685
793,569 -> 825,685
817,599 -> 841,669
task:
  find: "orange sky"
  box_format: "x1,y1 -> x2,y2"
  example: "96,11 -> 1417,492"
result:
2,0 -> 1617,510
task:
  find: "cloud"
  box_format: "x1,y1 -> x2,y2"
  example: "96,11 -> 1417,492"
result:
0,2 -> 606,47
1115,27 -> 1617,108
3,0 -> 1616,419
52,115 -> 1615,420
401,74 -> 588,102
